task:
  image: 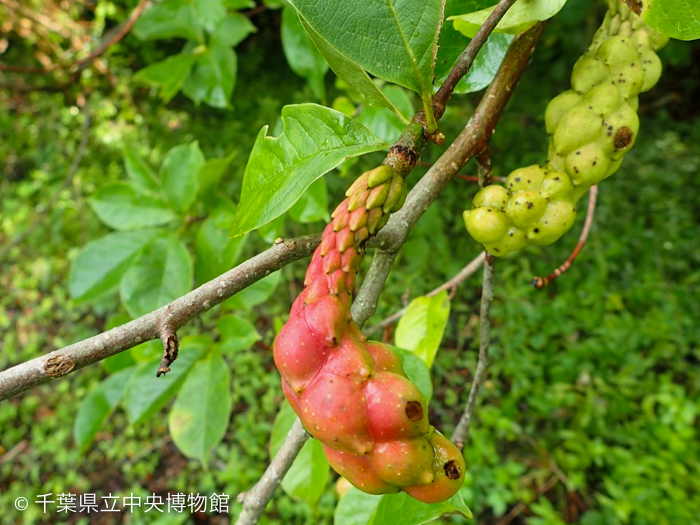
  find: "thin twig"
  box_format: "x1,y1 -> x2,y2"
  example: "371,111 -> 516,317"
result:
365,252 -> 486,335
0,100 -> 91,261
432,0 -> 521,118
532,185 -> 598,289
452,253 -> 495,449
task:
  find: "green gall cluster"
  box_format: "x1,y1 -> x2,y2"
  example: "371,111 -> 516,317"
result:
463,1 -> 668,257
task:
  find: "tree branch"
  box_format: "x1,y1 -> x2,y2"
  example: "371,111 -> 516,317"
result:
0,234 -> 321,401
365,251 -> 486,335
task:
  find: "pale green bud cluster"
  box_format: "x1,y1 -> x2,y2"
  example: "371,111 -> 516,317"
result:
463,2 -> 668,256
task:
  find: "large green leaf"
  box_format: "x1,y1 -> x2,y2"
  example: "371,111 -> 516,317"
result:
217,315 -> 261,352
282,7 -> 329,100
299,17 -> 408,119
74,367 -> 134,455
161,142 -> 205,213
133,0 -> 203,42
195,199 -> 248,284
450,0 -> 567,38
169,351 -> 231,463
133,54 -> 197,103
230,104 -> 388,236
122,336 -> 209,425
88,182 -> 179,231
288,0 -> 443,100
182,44 -> 237,109
394,291 -> 451,368
271,402 -> 329,508
120,235 -> 193,318
69,230 -> 159,301
642,0 -> 700,41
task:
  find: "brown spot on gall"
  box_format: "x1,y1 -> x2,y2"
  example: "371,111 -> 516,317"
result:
405,401 -> 423,422
614,126 -> 633,150
444,460 -> 461,480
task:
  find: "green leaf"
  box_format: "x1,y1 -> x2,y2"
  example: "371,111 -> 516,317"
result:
393,347 -> 433,402
288,177 -> 329,223
211,13 -> 257,47
282,7 -> 329,100
124,147 -> 160,192
169,351 -> 231,463
88,182 -> 179,230
69,230 -> 159,301
271,402 -> 329,508
133,0 -> 203,42
120,235 -> 193,318
182,44 -> 237,109
226,270 -> 282,310
371,491 -> 471,525
436,32 -> 512,95
74,367 -> 134,455
451,0 -> 567,38
122,336 -> 210,425
334,487 -> 382,525
193,0 -> 227,33
133,54 -> 197,103
394,291 -> 451,368
230,104 -> 388,236
195,200 -> 248,284
299,17 -> 408,119
642,0 -> 700,41
196,152 -> 236,204
288,0 -> 443,100
161,142 -> 205,213
217,315 -> 261,352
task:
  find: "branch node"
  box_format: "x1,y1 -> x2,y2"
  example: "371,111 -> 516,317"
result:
44,355 -> 75,377
157,329 -> 179,377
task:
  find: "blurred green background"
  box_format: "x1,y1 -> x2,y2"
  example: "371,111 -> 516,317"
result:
1,0 -> 699,524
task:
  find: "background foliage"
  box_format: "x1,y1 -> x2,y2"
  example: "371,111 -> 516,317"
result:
1,0 -> 699,524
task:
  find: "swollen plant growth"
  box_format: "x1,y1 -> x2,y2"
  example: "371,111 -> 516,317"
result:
273,165 -> 466,502
463,1 -> 668,256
